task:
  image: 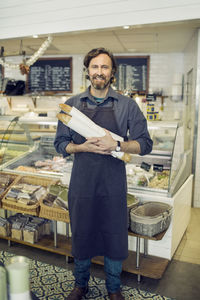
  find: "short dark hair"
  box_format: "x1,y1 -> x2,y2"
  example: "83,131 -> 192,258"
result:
83,47 -> 117,75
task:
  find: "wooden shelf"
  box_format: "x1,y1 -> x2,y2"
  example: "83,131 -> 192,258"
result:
128,229 -> 167,241
0,233 -> 72,256
0,232 -> 169,280
93,253 -> 169,279
0,204 -> 168,281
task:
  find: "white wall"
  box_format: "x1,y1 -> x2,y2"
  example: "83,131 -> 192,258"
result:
193,29 -> 200,207
1,0 -> 200,39
182,29 -> 200,207
2,51 -> 184,121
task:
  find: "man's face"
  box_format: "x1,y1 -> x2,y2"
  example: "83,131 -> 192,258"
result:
88,54 -> 113,90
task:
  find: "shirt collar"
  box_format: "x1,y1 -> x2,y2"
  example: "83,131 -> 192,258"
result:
80,86 -> 119,102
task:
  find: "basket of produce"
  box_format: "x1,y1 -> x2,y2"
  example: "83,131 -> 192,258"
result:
127,193 -> 139,228
1,176 -> 58,216
130,201 -> 172,237
0,172 -> 19,207
39,183 -> 69,222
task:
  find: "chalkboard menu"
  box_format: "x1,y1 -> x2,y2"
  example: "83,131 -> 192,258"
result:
114,56 -> 149,93
27,57 -> 72,93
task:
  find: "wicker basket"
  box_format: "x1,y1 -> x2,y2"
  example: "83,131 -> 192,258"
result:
130,201 -> 172,237
0,173 -> 19,208
39,198 -> 70,223
1,175 -> 58,216
127,193 -> 139,228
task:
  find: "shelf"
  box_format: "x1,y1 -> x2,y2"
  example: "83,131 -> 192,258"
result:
128,229 -> 167,241
0,233 -> 72,256
0,232 -> 169,280
92,252 -> 169,280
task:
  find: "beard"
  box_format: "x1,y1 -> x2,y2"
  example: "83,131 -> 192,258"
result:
90,74 -> 110,90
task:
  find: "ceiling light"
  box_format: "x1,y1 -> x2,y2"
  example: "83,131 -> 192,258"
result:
123,25 -> 130,29
33,34 -> 39,38
127,49 -> 137,52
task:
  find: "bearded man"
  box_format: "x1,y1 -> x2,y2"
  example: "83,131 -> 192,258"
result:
54,47 -> 153,300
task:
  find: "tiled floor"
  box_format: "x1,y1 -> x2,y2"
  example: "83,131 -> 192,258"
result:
0,208 -> 200,300
173,207 -> 200,264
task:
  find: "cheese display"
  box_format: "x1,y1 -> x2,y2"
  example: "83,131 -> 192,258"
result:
57,103 -> 131,163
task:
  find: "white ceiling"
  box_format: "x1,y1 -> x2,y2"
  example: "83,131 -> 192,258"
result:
1,19 -> 200,57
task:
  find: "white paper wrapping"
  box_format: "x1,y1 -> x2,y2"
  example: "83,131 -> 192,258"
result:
58,104 -> 131,162
70,106 -> 124,142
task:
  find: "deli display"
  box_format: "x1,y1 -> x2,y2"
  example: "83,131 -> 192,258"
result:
127,121 -> 191,196
0,118 -> 191,197
0,116 -> 70,179
0,116 -> 193,278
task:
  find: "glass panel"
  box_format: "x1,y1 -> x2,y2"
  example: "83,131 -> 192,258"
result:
0,116 -> 33,167
127,121 -> 179,195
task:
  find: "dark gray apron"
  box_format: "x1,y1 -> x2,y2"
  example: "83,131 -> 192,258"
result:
68,100 -> 128,260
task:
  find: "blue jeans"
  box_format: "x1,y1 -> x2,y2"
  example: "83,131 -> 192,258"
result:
74,256 -> 122,293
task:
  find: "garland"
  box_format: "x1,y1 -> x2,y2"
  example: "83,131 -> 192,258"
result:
0,36 -> 53,74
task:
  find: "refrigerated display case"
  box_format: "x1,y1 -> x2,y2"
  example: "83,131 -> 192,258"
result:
127,121 -> 192,197
0,116 -> 36,167
1,118 -> 192,195
126,122 -> 193,261
0,116 -> 71,180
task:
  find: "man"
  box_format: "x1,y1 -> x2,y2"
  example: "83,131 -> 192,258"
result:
54,47 -> 153,300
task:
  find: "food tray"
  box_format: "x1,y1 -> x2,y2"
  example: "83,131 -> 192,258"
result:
0,172 -> 19,208
130,201 -> 172,237
2,176 -> 58,216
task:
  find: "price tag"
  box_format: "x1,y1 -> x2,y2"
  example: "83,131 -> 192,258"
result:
153,164 -> 163,172
141,162 -> 151,172
146,94 -> 156,101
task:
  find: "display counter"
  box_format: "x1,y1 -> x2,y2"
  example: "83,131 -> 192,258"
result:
0,117 -> 193,260
127,121 -> 192,197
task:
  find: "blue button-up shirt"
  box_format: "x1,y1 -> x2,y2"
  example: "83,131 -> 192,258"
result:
54,87 -> 153,157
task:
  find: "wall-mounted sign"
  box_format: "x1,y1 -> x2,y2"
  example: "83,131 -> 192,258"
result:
114,56 -> 149,94
27,57 -> 72,93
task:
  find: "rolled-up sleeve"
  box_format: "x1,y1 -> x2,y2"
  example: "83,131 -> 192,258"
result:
128,102 -> 153,156
54,120 -> 72,158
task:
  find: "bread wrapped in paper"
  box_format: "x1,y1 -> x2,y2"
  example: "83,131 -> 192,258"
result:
59,103 -> 123,142
57,104 -> 131,163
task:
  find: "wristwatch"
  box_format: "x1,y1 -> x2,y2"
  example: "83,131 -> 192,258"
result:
115,141 -> 121,152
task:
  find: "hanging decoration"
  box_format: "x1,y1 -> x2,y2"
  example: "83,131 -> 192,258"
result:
0,35 -> 53,75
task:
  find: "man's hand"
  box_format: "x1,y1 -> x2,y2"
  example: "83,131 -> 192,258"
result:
86,129 -> 116,154
66,129 -> 141,155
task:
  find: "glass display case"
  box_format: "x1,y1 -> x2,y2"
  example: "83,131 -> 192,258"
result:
127,121 -> 192,196
0,116 -> 70,180
0,118 -> 192,196
0,116 -> 36,167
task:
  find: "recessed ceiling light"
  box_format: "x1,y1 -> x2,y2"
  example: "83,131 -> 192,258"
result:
123,25 -> 130,29
33,34 -> 39,38
127,49 -> 137,52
